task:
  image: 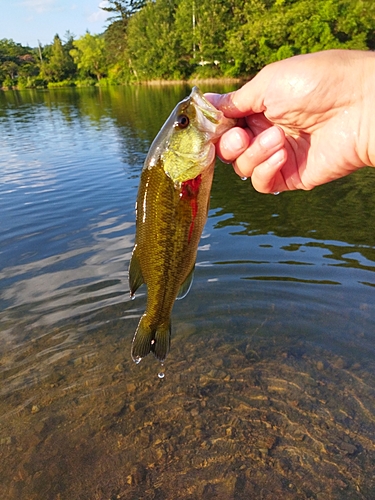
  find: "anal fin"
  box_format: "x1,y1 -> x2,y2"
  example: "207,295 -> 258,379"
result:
176,265 -> 195,300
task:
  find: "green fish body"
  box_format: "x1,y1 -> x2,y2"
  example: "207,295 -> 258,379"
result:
129,87 -> 235,362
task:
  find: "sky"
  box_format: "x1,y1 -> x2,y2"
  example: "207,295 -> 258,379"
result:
1,0 -> 112,47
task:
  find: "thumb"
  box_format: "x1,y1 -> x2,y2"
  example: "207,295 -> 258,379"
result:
205,73 -> 268,118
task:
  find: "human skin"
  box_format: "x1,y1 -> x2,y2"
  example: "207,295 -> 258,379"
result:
206,50 -> 375,193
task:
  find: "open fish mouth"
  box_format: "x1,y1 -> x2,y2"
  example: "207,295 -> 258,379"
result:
190,87 -> 235,139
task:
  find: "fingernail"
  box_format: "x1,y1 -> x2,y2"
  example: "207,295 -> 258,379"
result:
259,127 -> 282,149
266,149 -> 285,167
223,130 -> 245,152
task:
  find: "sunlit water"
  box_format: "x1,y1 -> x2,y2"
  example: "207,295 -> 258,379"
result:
1,86 -> 375,499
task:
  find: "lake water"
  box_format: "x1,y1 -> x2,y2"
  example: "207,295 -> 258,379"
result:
1,85 -> 375,499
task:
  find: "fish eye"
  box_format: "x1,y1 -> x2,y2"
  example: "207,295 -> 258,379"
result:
176,114 -> 189,129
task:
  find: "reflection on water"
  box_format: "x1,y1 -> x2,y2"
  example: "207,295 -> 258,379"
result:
1,86 -> 375,499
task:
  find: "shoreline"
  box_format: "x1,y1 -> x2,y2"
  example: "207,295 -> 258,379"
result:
137,77 -> 246,86
1,76 -> 250,92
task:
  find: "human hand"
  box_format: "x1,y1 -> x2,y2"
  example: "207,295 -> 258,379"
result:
206,50 -> 375,193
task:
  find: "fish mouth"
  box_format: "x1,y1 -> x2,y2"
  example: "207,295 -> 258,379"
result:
190,86 -> 236,139
191,87 -> 222,124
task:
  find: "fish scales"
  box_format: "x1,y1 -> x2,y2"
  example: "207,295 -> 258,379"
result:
136,160 -> 213,321
129,87 -> 235,362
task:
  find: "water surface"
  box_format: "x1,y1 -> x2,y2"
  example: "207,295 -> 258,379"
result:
1,86 -> 375,499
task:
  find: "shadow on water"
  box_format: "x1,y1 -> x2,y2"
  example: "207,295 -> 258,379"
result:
1,86 -> 375,499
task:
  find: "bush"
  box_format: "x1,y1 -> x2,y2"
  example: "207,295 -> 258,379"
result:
96,77 -> 112,87
47,80 -> 76,88
190,63 -> 222,80
74,78 -> 96,87
2,76 -> 15,89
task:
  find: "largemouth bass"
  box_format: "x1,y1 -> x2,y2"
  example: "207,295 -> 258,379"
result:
129,87 -> 235,362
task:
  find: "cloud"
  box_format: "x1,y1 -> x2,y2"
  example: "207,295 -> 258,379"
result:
88,1 -> 110,23
88,10 -> 108,23
22,0 -> 56,13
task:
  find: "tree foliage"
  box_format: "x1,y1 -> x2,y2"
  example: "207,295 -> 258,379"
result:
70,33 -> 107,81
1,0 -> 375,88
127,0 -> 183,80
0,38 -> 38,88
101,0 -> 146,23
40,34 -> 76,83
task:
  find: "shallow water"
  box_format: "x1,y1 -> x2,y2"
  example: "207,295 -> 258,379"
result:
1,86 -> 375,499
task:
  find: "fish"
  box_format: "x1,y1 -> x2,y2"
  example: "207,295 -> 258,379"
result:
129,86 -> 235,362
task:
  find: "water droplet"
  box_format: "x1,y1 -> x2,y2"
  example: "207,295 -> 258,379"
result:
273,191 -> 280,196
131,294 -> 135,301
134,356 -> 141,365
157,362 -> 165,379
241,176 -> 248,181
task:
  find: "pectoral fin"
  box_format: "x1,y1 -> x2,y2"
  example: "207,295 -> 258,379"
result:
177,265 -> 195,300
129,247 -> 144,297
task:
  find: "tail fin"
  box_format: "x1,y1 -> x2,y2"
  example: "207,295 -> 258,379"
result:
131,314 -> 171,362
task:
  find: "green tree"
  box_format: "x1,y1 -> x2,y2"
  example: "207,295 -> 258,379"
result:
1,60 -> 18,87
40,34 -> 76,82
101,0 -> 146,23
103,17 -> 131,83
225,0 -> 375,76
70,33 -> 107,81
0,38 -> 38,88
2,0 -> 375,87
174,0 -> 232,77
101,0 -> 150,83
127,0 -> 183,80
